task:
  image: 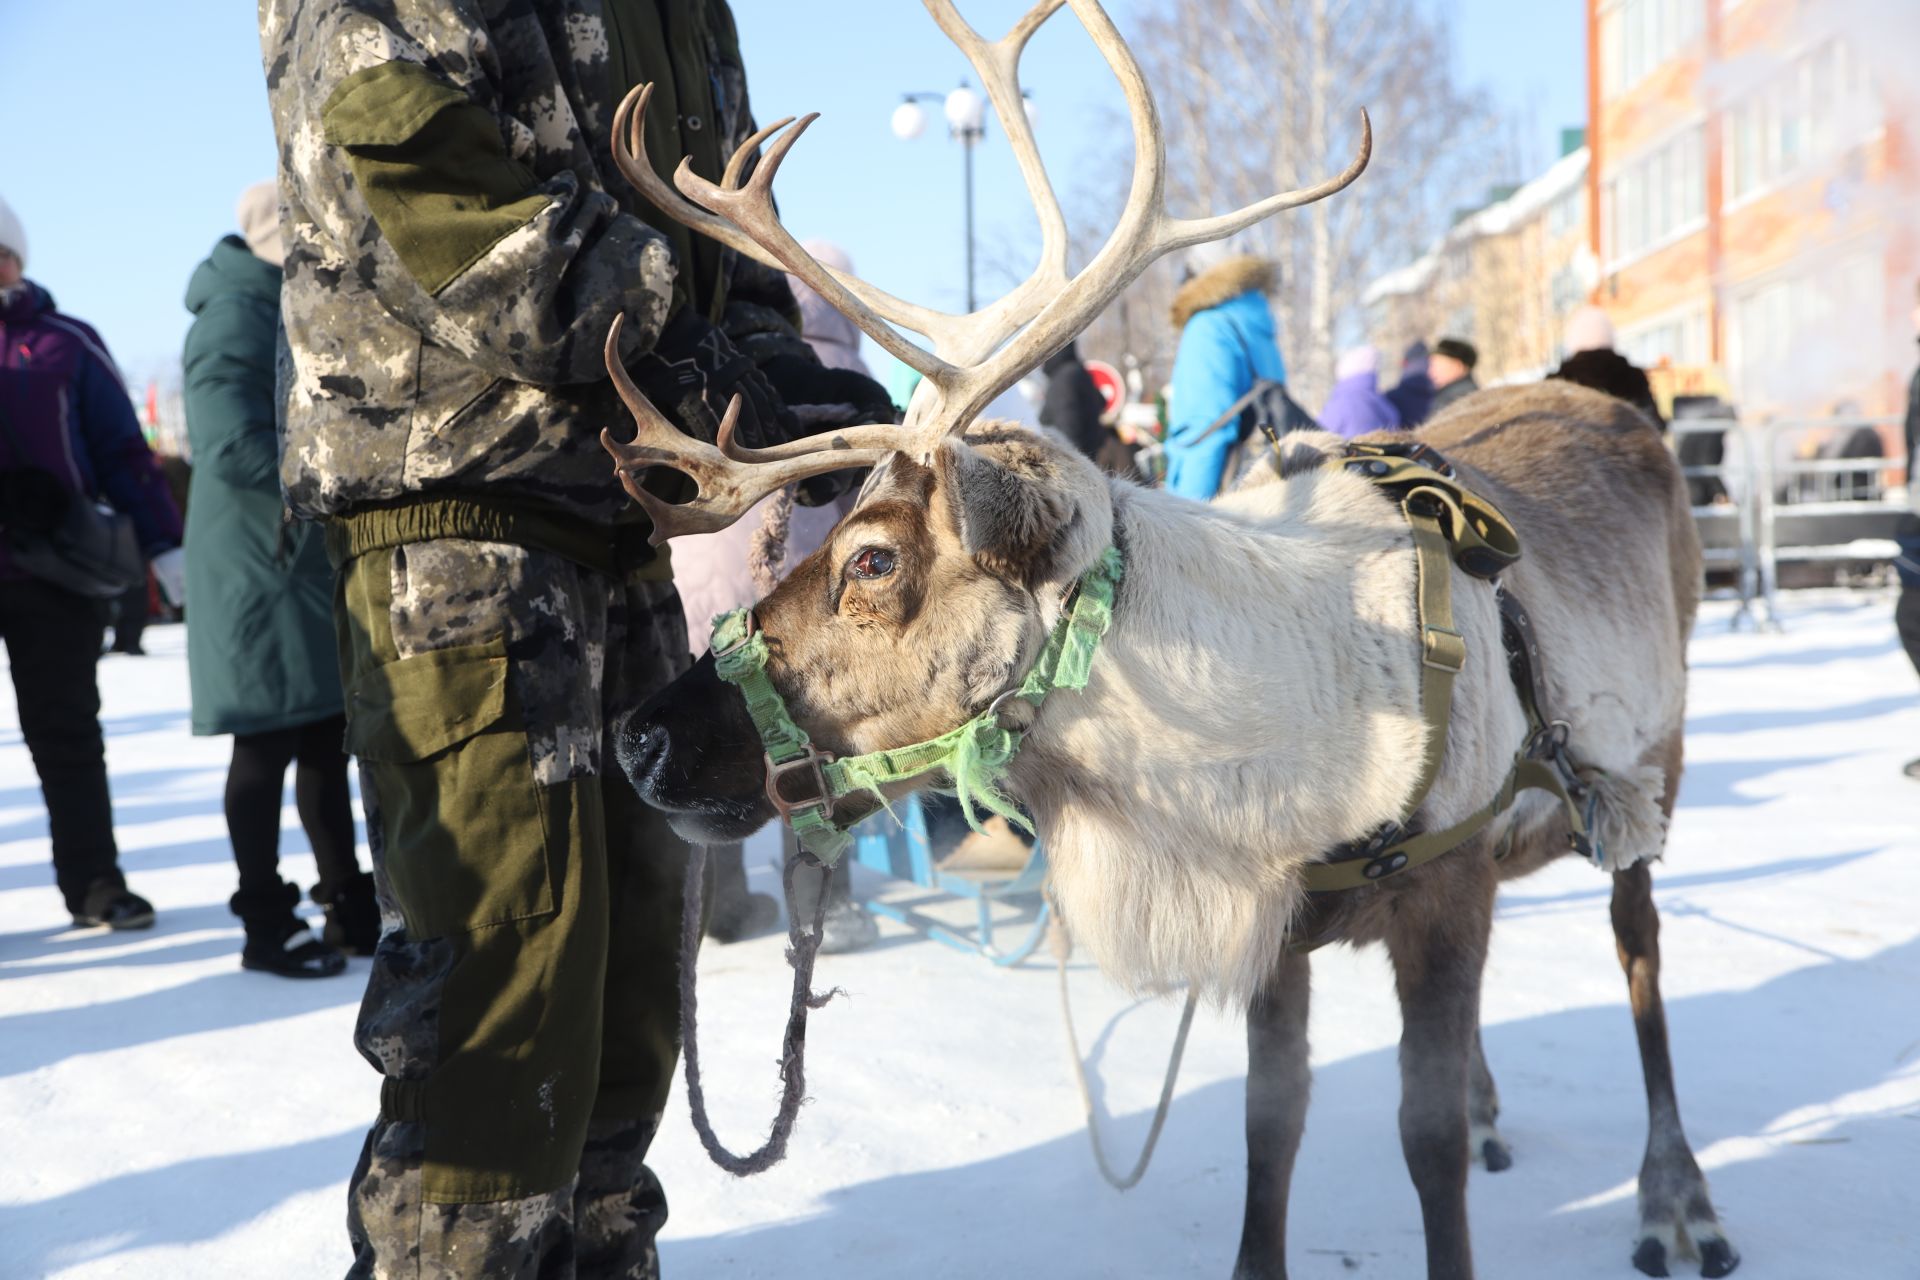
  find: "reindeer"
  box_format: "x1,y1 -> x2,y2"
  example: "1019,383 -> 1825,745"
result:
599,3 -> 1738,1276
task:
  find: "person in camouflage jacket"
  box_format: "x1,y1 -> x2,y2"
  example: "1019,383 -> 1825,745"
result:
258,3 -> 890,1275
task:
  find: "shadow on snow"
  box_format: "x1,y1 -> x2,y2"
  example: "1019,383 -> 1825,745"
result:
660,934 -> 1920,1280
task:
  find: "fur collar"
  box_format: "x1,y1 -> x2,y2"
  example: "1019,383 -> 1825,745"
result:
1169,256 -> 1276,330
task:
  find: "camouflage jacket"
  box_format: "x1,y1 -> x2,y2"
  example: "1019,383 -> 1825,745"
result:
260,0 -> 787,523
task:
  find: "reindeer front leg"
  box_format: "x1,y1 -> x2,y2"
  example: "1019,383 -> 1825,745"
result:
1387,864 -> 1496,1280
1232,951 -> 1311,1280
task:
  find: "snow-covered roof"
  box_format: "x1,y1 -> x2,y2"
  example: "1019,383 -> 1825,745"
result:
1363,147 -> 1590,306
1363,253 -> 1438,305
1455,146 -> 1588,238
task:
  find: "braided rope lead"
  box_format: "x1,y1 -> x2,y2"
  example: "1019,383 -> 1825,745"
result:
677,843 -> 840,1176
1048,902 -> 1198,1190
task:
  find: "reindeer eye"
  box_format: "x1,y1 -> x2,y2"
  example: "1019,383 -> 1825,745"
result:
849,547 -> 896,580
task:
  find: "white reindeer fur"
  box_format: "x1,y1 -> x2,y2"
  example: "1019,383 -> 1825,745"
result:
1009,420 -> 1684,1008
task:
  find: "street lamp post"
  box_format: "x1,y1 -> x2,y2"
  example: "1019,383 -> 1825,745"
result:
891,82 -> 1035,313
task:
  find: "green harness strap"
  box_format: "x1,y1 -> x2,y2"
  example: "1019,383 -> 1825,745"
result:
1298,442 -> 1590,893
712,545 -> 1125,866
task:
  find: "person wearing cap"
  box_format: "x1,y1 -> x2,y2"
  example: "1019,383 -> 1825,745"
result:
1318,343 -> 1402,438
1428,337 -> 1480,415
1549,304 -> 1664,429
1384,339 -> 1435,428
1163,242 -> 1289,499
181,182 -> 380,979
0,193 -> 183,931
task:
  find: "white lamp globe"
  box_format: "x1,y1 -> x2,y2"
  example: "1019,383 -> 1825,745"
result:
944,84 -> 986,133
891,100 -> 928,141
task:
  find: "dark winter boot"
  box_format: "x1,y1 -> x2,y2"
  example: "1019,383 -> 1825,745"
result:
316,871 -> 382,956
232,881 -> 345,979
704,843 -> 778,944
72,878 -> 156,931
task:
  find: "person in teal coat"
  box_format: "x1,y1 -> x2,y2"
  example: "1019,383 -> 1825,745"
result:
1163,245 -> 1290,499
183,184 -> 377,977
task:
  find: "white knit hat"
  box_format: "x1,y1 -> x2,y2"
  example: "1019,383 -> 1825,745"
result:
1563,304 -> 1615,354
1184,234 -> 1270,282
1336,344 -> 1379,379
235,181 -> 285,267
0,194 -> 26,268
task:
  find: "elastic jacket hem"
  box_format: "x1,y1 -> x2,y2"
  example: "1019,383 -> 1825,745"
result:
324,495 -> 670,581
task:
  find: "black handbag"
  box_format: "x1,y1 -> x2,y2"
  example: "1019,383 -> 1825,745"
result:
1188,326 -> 1319,491
0,406 -> 145,599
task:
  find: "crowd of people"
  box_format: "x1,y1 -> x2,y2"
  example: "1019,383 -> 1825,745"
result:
1,1 -> 1917,1274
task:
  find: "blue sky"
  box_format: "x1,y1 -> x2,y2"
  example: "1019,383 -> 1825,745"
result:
0,1 -> 1584,386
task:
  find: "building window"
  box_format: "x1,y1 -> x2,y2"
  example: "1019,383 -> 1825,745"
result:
1723,39 -> 1876,205
1619,309 -> 1709,370
1604,126 -> 1705,267
1550,266 -> 1586,317
1547,187 -> 1583,239
1601,0 -> 1704,95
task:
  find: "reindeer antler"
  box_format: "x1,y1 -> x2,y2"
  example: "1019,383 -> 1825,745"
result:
604,0 -> 1370,542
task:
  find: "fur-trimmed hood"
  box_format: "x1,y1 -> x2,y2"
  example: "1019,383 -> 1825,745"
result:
1170,255 -> 1277,330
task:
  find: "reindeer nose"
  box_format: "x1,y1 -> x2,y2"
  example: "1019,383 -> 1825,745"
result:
616,718 -> 671,791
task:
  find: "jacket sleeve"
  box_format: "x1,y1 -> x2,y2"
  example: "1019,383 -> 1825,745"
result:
183,299 -> 280,492
73,344 -> 183,554
274,8 -> 678,386
1164,310 -> 1248,500
1628,368 -> 1666,430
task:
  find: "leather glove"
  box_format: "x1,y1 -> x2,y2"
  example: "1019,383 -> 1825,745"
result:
151,546 -> 186,607
758,355 -> 896,430
755,354 -> 898,506
628,307 -> 796,450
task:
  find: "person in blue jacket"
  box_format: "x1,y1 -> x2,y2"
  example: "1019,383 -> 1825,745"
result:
1163,244 -> 1288,499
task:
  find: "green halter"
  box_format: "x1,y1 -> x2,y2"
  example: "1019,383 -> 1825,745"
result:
710,546 -> 1125,866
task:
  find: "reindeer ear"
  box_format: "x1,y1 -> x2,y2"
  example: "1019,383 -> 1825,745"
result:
936,436 -> 1078,579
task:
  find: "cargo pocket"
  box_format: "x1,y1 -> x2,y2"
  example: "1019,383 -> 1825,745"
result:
347,636 -> 553,940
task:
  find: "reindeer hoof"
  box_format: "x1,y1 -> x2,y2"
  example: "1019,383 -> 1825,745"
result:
1698,1236 -> 1740,1277
1469,1123 -> 1512,1172
1632,1236 -> 1670,1277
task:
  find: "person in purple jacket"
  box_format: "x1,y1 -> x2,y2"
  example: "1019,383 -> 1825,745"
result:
1318,344 -> 1403,439
0,194 -> 183,930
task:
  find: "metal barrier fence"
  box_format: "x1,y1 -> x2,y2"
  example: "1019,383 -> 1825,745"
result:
1668,415 -> 1909,630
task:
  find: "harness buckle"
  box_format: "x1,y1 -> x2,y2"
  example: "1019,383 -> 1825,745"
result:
1525,718 -> 1571,760
764,749 -> 833,821
1422,624 -> 1466,674
711,610 -> 759,662
985,687 -> 1036,733
1350,821 -> 1415,882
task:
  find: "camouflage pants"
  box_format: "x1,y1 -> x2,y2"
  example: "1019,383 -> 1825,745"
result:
334,538 -> 692,1279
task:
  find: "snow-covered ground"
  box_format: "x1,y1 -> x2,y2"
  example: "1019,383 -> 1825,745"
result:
3,593 -> 1917,1279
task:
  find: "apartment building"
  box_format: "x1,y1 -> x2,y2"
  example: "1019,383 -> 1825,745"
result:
1365,143 -> 1593,387
1591,0 -> 1917,419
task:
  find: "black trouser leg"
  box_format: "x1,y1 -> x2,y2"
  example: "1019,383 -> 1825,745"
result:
110,577 -> 148,652
291,713 -> 359,898
226,726 -> 301,895
1896,586 -> 1920,681
0,581 -> 122,912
